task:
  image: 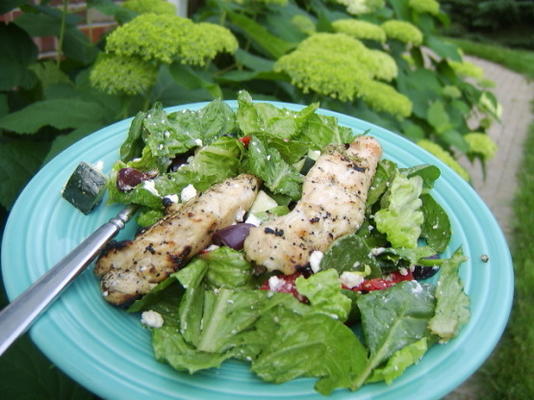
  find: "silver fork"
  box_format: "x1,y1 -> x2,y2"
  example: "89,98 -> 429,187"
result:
0,205 -> 137,356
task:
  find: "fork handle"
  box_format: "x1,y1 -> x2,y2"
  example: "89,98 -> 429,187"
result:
0,205 -> 136,356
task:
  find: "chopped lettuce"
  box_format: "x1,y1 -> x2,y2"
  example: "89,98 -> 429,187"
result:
300,113 -> 354,149
420,193 -> 452,253
251,312 -> 368,395
352,280 -> 435,389
367,337 -> 428,384
428,248 -> 470,342
295,269 -> 352,321
236,90 -> 317,139
243,136 -> 303,200
374,172 -> 425,248
200,247 -> 253,289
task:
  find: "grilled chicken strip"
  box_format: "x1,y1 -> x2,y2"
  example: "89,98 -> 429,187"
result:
95,174 -> 260,305
244,136 -> 382,274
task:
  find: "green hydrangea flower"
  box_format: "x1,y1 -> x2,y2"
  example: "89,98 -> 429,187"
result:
358,80 -> 412,118
408,0 -> 440,15
275,33 -> 406,117
465,132 -> 497,160
105,14 -> 238,66
90,54 -> 158,95
417,139 -> 470,181
448,60 -> 484,79
122,0 -> 176,15
335,0 -> 385,15
178,23 -> 238,66
106,14 -> 193,63
332,19 -> 386,42
382,20 -> 423,46
291,14 -> 316,35
368,49 -> 398,81
275,33 -> 371,101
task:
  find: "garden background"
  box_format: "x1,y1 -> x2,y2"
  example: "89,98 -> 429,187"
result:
0,0 -> 533,398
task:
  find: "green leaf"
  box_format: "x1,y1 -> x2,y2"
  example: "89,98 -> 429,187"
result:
44,124 -> 104,163
320,229 -> 383,278
28,61 -> 71,88
367,337 -> 428,384
374,173 -> 425,249
0,99 -> 109,135
420,194 -> 451,253
243,136 -> 303,200
428,248 -> 470,342
425,36 -> 461,62
426,100 -> 452,134
252,311 -> 368,395
0,138 -> 50,209
201,247 -> 253,289
14,12 -> 61,36
295,269 -> 352,321
120,111 -> 146,162
400,164 -> 441,190
234,49 -> 275,72
0,23 -> 38,90
87,0 -> 137,24
366,159 -> 398,207
352,280 -> 435,389
169,63 -> 221,98
62,27 -> 98,65
0,94 -> 8,118
127,273 -> 183,313
300,113 -> 354,149
228,12 -> 294,59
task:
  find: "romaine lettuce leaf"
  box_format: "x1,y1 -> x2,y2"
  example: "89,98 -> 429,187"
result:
243,136 -> 303,199
251,312 -> 368,395
120,110 -> 146,162
155,136 -> 243,195
300,113 -> 354,149
374,172 -> 425,248
200,247 -> 253,289
400,164 -> 441,190
420,193 -> 452,253
352,280 -> 435,389
236,90 -> 317,139
367,337 -> 428,384
428,248 -> 470,342
295,269 -> 352,321
366,159 -> 398,207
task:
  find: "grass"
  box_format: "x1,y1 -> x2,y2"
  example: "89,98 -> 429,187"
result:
477,105 -> 534,399
447,37 -> 534,79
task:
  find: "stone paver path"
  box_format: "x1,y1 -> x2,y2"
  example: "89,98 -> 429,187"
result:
459,56 -> 534,239
445,57 -> 533,399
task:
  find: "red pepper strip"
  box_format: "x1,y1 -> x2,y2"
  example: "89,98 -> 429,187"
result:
259,273 -> 307,302
239,136 -> 251,146
344,270 -> 414,292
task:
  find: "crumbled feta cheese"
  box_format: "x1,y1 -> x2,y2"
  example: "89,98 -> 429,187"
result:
309,250 -> 324,273
158,144 -> 164,150
399,267 -> 409,276
194,138 -> 203,147
352,261 -> 361,269
163,194 -> 179,204
235,208 -> 246,222
245,213 -> 262,227
180,184 -> 197,202
411,281 -> 423,294
142,180 -> 160,196
93,160 -> 104,171
340,271 -> 365,288
205,244 -> 220,252
164,130 -> 170,138
432,223 -> 439,230
369,247 -> 386,257
368,225 -> 374,231
141,310 -> 164,328
268,275 -> 284,291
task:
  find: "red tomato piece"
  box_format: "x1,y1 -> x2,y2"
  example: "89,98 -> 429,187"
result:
239,136 -> 251,146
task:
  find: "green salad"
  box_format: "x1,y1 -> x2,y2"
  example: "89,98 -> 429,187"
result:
101,91 -> 469,395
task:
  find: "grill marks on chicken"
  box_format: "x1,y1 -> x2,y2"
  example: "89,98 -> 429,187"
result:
243,136 -> 382,274
94,174 -> 260,305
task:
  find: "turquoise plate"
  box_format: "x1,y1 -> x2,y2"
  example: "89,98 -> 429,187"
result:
1,101 -> 513,399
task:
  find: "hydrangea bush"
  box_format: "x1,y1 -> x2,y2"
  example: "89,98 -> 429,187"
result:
86,0 -> 499,180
